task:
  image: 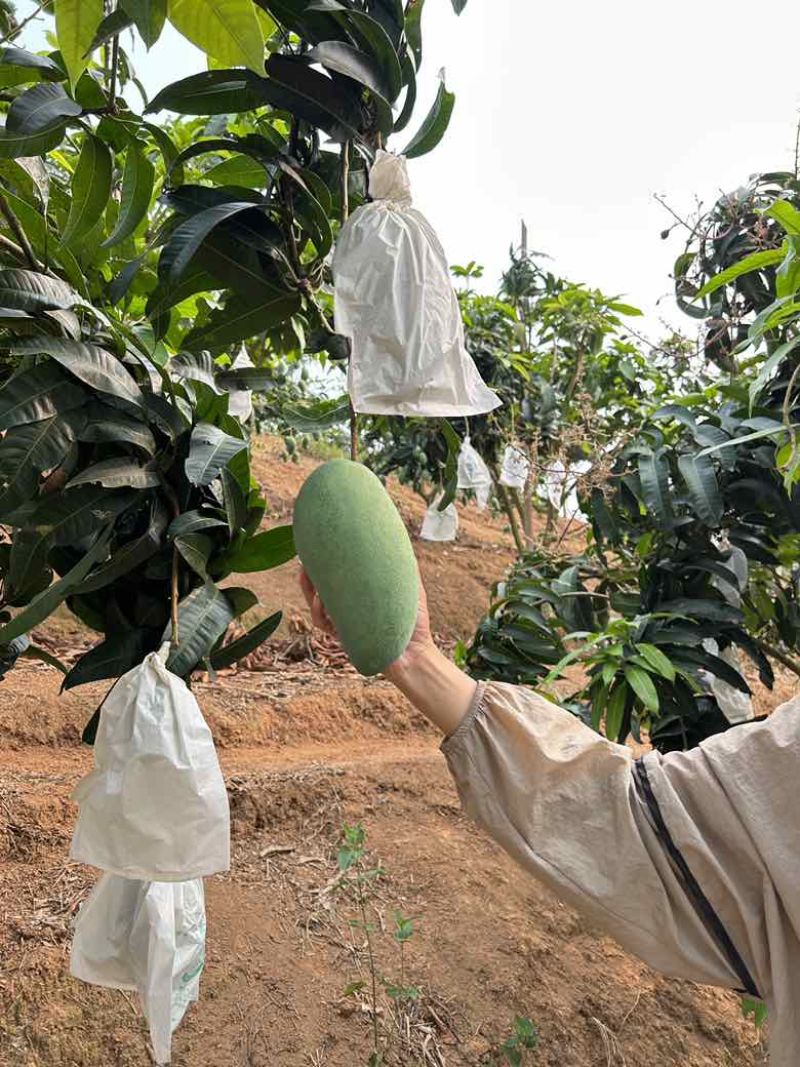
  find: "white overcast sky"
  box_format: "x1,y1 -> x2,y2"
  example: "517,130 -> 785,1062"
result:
18,0 -> 800,336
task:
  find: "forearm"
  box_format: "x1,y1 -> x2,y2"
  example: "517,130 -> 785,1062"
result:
385,643 -> 477,737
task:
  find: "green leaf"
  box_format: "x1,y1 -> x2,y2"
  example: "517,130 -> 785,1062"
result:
657,598 -> 743,624
9,486 -> 135,548
185,422 -> 248,486
183,292 -> 301,351
0,365 -> 85,430
147,68 -> 272,115
405,0 -> 425,69
766,199 -> 800,236
165,580 -> 235,677
223,524 -> 295,573
165,200 -> 265,283
101,143 -> 155,248
120,0 -> 167,48
168,510 -> 227,538
12,338 -> 144,409
0,46 -> 65,86
221,466 -> 248,535
223,585 -> 258,617
694,246 -> 786,300
67,457 -> 160,490
210,609 -> 281,669
6,83 -> 81,133
77,404 -> 156,454
604,683 -> 627,742
62,134 -> 113,248
21,643 -> 68,673
332,9 -> 402,101
0,415 -> 80,512
167,0 -> 266,73
309,40 -> 392,103
0,270 -> 78,311
402,75 -> 454,159
0,119 -> 67,158
62,629 -> 155,690
79,511 -> 166,594
88,8 -> 135,51
55,0 -> 104,89
635,643 -> 676,682
637,448 -> 672,523
624,663 -> 659,713
175,532 -> 213,577
262,53 -> 362,142
279,395 -> 350,432
451,0 -> 468,11
0,529 -> 111,644
677,453 -> 723,527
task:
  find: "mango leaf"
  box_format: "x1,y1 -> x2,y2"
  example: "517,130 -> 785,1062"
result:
604,683 -> 627,741
216,366 -> 275,391
624,663 -> 659,713
21,644 -> 68,673
223,524 -> 295,573
62,629 -> 157,690
638,447 -> 672,524
147,68 -> 272,115
88,7 -> 135,51
310,40 -> 391,102
635,643 -> 676,682
221,465 -> 248,536
0,46 -> 65,86
0,269 -> 78,311
0,120 -> 67,158
0,415 -> 80,512
6,84 -> 82,133
210,609 -> 281,669
101,143 -> 155,248
0,529 -> 112,644
55,0 -> 104,89
168,0 -> 266,73
694,246 -> 786,300
405,0 -> 425,69
183,292 -> 301,351
677,453 -> 723,527
165,580 -> 235,677
451,0 -> 467,11
185,422 -> 247,486
164,200 -> 265,283
120,0 -> 167,48
393,53 -> 416,132
279,395 -> 350,432
402,75 -> 454,159
0,365 -> 85,430
67,458 -> 160,490
175,532 -> 213,577
62,134 -> 113,248
657,598 -> 743,624
261,53 -> 362,142
766,199 -> 800,237
12,338 -> 144,408
8,486 -> 136,549
331,8 -> 402,101
224,586 -> 258,616
77,404 -> 156,454
168,510 -> 227,538
79,510 -> 167,594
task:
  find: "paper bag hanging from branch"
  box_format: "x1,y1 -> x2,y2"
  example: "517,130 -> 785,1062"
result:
334,151 -> 501,417
70,648 -> 230,882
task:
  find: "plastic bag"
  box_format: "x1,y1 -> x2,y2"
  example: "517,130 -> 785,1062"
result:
334,151 -> 500,417
420,496 -> 458,542
71,874 -> 206,1065
499,444 -> 530,490
225,347 -> 254,423
457,436 -> 493,509
701,545 -> 752,725
70,648 -> 230,881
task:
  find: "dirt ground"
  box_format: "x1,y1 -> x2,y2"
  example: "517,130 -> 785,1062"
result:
0,441 -> 778,1066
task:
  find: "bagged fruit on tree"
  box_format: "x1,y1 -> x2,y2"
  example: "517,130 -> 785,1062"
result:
420,495 -> 459,542
499,444 -> 530,490
70,646 -> 229,881
71,873 -> 205,1066
334,150 -> 501,417
457,436 -> 493,509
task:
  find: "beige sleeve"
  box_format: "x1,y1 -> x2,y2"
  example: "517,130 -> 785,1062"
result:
441,681 -> 741,989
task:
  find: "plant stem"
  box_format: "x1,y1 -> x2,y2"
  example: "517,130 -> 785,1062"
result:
0,192 -> 39,270
356,875 -> 380,1057
340,139 -> 358,463
493,480 -> 525,555
0,0 -> 46,45
0,232 -> 27,263
108,35 -> 121,112
170,547 -> 180,648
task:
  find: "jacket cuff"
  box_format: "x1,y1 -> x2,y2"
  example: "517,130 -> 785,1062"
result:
440,681 -> 488,754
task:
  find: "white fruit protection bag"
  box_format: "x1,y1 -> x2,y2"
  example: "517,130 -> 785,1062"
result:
334,150 -> 501,417
457,436 -> 493,509
71,874 -> 206,1066
420,495 -> 459,542
70,647 -> 230,881
499,444 -> 530,490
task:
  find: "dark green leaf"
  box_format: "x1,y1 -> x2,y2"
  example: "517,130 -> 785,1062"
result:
67,457 -> 160,490
0,414 -> 80,512
175,532 -> 213,577
402,76 -> 454,159
0,270 -> 78,311
0,529 -> 111,644
79,508 -> 166,594
101,142 -> 155,248
0,119 -> 66,158
88,7 -> 135,51
0,365 -> 85,430
6,83 -> 81,133
221,466 -> 248,536
62,134 -> 113,248
638,448 -> 672,523
62,629 -> 156,690
164,200 -> 265,283
0,46 -> 65,84
224,586 -> 258,616
210,609 -> 281,669
12,338 -> 144,408
624,663 -> 659,712
183,292 -> 301,351
261,53 -> 362,142
168,510 -> 227,538
120,0 -> 167,48
677,453 -> 723,527
165,580 -> 235,677
185,422 -> 247,486
223,524 -> 295,573
77,404 -> 156,454
404,0 -> 425,69
146,68 -> 272,115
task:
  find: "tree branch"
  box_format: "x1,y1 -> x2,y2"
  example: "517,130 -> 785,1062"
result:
0,192 -> 39,270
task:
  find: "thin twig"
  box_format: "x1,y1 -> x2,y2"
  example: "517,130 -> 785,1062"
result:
108,35 -> 121,112
0,232 -> 26,263
340,139 -> 358,463
0,0 -> 47,45
0,192 -> 39,270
